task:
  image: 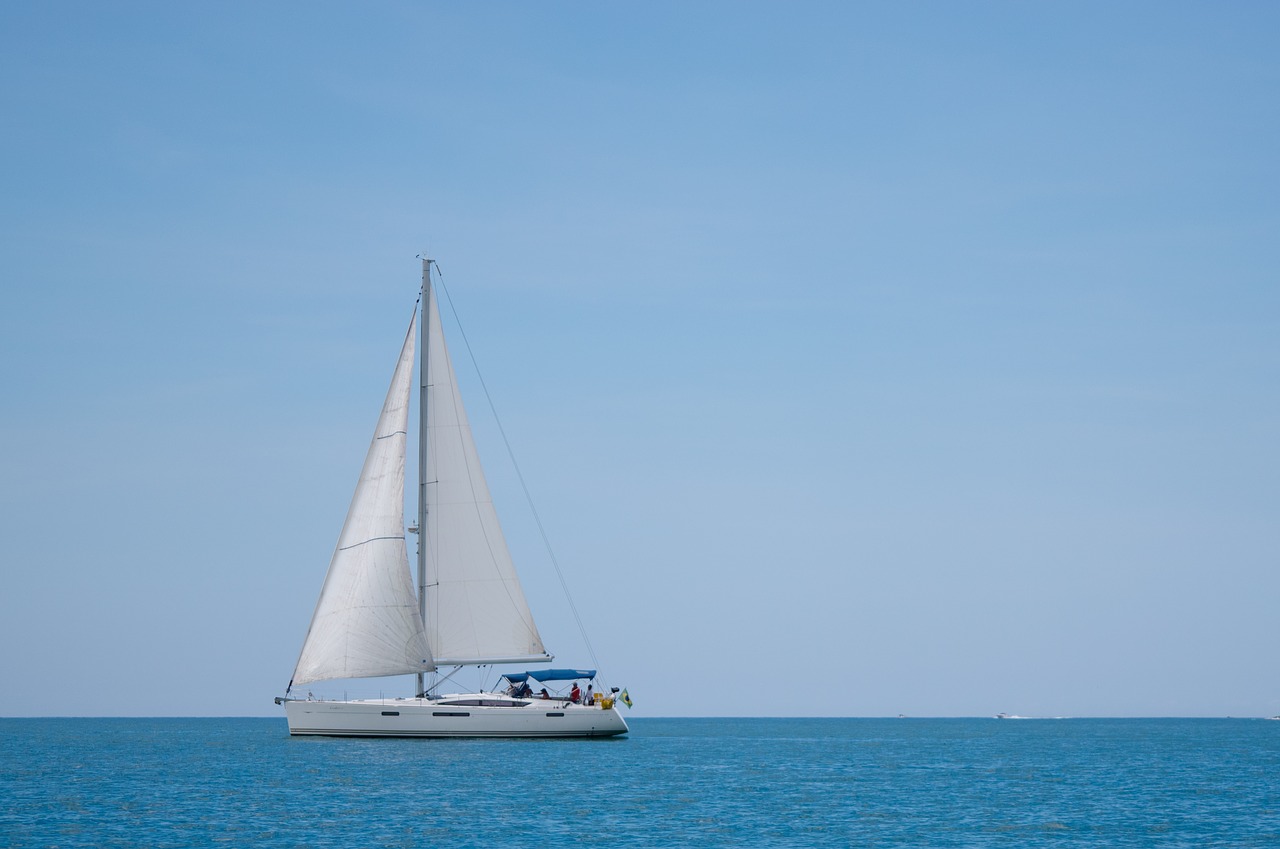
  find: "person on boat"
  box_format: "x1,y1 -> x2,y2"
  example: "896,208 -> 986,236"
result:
540,688 -> 550,700
570,683 -> 581,704
516,681 -> 533,699
586,684 -> 594,705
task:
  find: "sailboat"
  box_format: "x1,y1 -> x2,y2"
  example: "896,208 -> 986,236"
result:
275,259 -> 628,738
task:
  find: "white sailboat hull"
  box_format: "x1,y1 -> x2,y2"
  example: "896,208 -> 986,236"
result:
284,696 -> 629,738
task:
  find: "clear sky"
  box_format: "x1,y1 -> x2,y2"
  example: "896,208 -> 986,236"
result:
2,2 -> 1277,718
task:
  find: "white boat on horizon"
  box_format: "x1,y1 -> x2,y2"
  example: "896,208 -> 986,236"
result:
276,259 -> 628,738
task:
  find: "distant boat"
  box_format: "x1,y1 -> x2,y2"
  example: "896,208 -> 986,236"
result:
275,258 -> 628,738
995,713 -> 1010,719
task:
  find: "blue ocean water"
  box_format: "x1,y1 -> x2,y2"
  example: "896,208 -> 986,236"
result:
2,717 -> 1277,847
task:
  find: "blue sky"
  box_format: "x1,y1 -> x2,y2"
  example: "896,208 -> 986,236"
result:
2,2 -> 1277,717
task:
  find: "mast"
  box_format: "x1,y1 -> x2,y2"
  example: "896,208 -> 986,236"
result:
416,257 -> 432,697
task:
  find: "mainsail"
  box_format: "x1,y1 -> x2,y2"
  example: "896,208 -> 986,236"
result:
422,278 -> 549,665
291,313 -> 433,687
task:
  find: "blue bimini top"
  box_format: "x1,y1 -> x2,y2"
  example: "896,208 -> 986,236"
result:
500,669 -> 596,683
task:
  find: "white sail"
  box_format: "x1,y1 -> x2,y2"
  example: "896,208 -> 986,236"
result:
291,313 -> 433,687
422,281 -> 549,665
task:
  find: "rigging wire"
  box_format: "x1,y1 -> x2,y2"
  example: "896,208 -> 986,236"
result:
432,266 -> 607,686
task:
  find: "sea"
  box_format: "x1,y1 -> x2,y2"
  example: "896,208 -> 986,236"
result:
2,717 -> 1277,847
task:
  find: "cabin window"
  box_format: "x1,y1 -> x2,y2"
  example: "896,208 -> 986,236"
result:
546,712 -> 564,717
432,711 -> 470,717
381,711 -> 400,716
